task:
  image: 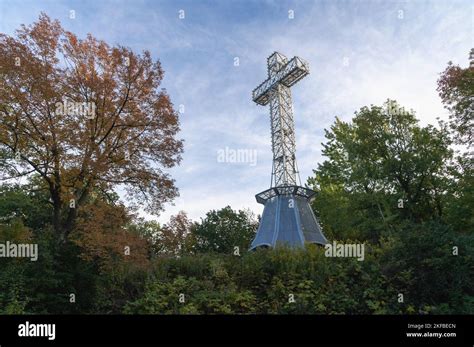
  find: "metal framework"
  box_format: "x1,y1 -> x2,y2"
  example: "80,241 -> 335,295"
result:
252,52 -> 309,187
250,52 -> 328,250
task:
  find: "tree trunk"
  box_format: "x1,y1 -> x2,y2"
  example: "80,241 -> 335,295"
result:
51,187 -> 64,243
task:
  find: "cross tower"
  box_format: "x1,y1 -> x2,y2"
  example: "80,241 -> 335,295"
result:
250,52 -> 328,250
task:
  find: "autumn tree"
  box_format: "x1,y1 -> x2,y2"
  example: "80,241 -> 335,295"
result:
71,198 -> 150,273
0,14 -> 183,241
156,211 -> 193,257
437,50 -> 474,233
437,49 -> 474,146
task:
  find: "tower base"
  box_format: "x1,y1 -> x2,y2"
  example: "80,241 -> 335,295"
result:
250,185 -> 328,250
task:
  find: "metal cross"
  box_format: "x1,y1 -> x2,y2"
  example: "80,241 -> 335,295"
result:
252,52 -> 309,187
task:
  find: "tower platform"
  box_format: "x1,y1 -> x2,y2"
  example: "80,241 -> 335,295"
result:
250,185 -> 328,250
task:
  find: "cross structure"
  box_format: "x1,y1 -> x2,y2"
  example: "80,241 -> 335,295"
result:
249,52 -> 328,250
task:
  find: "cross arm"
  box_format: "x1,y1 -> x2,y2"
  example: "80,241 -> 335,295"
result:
252,56 -> 310,106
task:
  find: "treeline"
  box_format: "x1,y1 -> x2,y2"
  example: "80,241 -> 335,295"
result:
0,195 -> 471,314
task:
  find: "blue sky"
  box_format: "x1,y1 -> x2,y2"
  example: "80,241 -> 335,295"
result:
1,0 -> 472,224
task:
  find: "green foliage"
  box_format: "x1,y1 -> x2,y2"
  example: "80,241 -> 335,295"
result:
380,221 -> 474,314
90,265 -> 148,314
443,154 -> 474,234
124,222 -> 472,315
191,206 -> 257,254
125,254 -> 258,314
0,257 -> 29,314
0,218 -> 31,314
0,183 -> 51,231
302,99 -> 473,315
308,100 -> 455,242
123,246 -> 398,314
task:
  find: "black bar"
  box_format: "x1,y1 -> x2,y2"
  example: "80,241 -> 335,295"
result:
0,315 -> 472,345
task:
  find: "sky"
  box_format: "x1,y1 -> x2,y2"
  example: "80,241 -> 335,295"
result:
0,0 -> 472,224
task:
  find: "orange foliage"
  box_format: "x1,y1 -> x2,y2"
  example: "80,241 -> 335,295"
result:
0,13 -> 183,240
71,200 -> 150,272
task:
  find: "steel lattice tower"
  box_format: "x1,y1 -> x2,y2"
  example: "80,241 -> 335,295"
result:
250,52 -> 328,250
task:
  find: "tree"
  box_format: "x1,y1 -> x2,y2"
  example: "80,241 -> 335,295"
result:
437,49 -> 474,146
437,50 -> 474,234
191,206 -> 258,254
308,100 -> 454,241
0,182 -> 52,231
0,218 -> 32,314
70,198 -> 150,273
0,14 -> 183,241
156,211 -> 193,257
379,221 -> 473,314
